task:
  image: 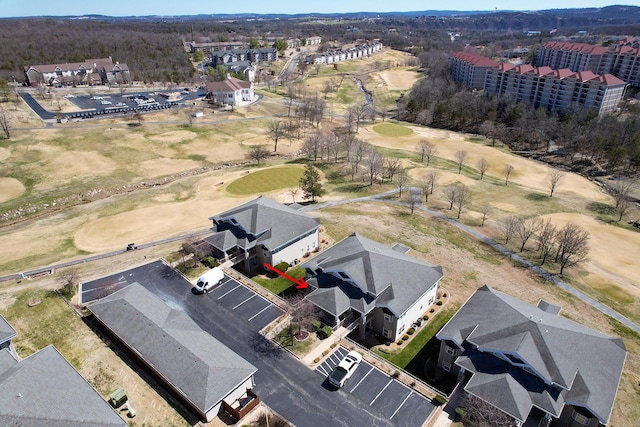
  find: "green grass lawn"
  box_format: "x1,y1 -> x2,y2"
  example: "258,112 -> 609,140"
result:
2,288 -> 89,369
252,266 -> 306,295
372,122 -> 414,137
225,165 -> 305,195
274,322 -> 318,356
373,306 -> 457,369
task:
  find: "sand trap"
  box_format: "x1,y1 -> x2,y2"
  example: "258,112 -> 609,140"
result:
543,212 -> 640,293
376,69 -> 421,91
0,178 -> 25,203
0,147 -> 10,161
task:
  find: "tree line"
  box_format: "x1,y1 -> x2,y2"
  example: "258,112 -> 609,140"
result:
397,57 -> 640,177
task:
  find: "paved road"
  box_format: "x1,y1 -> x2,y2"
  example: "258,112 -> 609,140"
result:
20,92 -> 55,120
304,190 -> 640,335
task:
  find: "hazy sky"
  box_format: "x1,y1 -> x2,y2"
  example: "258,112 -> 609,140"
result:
1,0 -> 638,17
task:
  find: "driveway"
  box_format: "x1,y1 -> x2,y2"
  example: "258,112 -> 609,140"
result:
86,260 -> 432,426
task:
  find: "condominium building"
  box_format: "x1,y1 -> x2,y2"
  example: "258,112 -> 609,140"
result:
535,40 -> 640,87
449,51 -> 498,89
485,63 -> 626,115
450,51 -> 626,115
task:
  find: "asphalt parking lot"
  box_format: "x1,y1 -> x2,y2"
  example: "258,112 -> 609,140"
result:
199,275 -> 284,331
316,346 -> 436,426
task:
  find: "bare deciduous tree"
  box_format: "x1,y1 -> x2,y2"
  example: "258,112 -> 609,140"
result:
418,140 -> 436,165
0,106 -> 9,139
611,179 -> 636,211
384,158 -> 402,183
537,218 -> 557,266
478,205 -> 491,226
460,394 -> 513,427
364,147 -> 384,186
420,170 -> 438,202
57,268 -> 80,297
478,158 -> 489,180
501,215 -> 520,244
247,144 -> 270,164
396,168 -> 409,198
288,188 -> 299,204
443,184 -> 458,210
515,216 -> 542,252
555,223 -> 590,274
546,171 -> 565,197
454,150 -> 468,174
453,184 -> 472,219
267,120 -> 285,152
503,164 -> 514,185
287,293 -> 322,336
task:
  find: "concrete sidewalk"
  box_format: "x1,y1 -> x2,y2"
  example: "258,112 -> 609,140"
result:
301,326 -> 350,366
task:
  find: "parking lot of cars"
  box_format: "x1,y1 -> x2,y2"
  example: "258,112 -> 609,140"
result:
315,346 -> 436,426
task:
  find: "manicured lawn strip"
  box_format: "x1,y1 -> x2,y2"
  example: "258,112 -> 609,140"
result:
252,266 -> 306,295
274,323 -> 317,356
372,122 -> 413,137
226,165 -> 305,195
373,307 -> 457,369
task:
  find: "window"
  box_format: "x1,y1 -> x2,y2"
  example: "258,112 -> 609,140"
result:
446,346 -> 457,356
383,313 -> 393,323
442,361 -> 451,372
383,328 -> 391,338
571,409 -> 590,425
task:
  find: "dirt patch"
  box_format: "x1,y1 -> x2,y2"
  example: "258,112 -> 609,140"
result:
0,178 -> 25,203
148,129 -> 198,144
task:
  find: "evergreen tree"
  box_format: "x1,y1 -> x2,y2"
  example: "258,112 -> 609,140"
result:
299,164 -> 325,202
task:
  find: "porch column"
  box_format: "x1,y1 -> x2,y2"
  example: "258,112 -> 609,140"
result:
358,316 -> 366,340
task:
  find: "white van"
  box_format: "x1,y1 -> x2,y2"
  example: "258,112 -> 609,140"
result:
194,267 -> 224,293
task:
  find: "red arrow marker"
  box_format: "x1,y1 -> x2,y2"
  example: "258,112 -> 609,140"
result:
263,263 -> 309,289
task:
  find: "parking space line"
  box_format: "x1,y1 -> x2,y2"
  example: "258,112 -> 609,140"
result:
370,379 -> 393,405
350,366 -> 374,393
217,284 -> 241,300
247,304 -> 272,321
232,294 -> 256,310
390,391 -> 413,419
317,365 -> 329,376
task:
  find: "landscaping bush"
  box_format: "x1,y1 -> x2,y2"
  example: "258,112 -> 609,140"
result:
436,300 -> 443,306
430,308 -> 435,313
203,256 -> 219,268
311,320 -> 323,331
402,335 -> 409,341
330,343 -> 337,349
434,395 -> 447,406
407,328 -> 416,335
274,261 -> 290,272
313,357 -> 321,364
396,340 -> 404,345
454,407 -> 466,420
423,315 -> 429,321
442,292 -> 447,298
318,325 -> 332,339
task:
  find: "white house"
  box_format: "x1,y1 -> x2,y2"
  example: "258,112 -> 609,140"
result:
205,77 -> 254,106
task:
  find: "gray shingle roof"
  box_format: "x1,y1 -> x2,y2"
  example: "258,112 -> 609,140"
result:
89,283 -> 257,415
0,345 -> 126,427
0,314 -> 17,345
437,285 -> 627,424
209,196 -> 320,252
303,233 -> 443,317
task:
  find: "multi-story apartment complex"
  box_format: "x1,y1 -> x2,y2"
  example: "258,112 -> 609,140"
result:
535,40 -> 640,87
450,51 -> 626,115
449,51 -> 499,89
485,63 -> 626,115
